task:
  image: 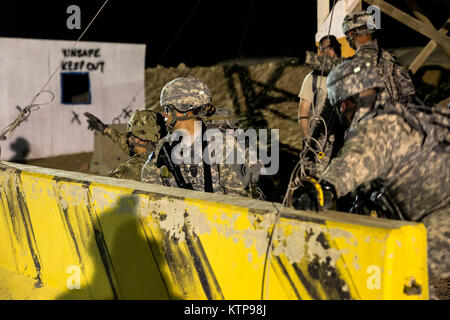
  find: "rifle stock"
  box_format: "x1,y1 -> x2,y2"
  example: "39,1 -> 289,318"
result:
157,142 -> 194,190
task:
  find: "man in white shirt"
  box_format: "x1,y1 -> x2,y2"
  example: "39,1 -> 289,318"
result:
298,35 -> 342,138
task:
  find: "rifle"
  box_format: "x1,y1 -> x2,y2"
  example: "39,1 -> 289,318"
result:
156,141 -> 194,190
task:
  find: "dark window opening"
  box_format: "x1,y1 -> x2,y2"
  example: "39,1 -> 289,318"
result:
61,72 -> 91,104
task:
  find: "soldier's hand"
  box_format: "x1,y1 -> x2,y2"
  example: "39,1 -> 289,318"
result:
84,112 -> 108,134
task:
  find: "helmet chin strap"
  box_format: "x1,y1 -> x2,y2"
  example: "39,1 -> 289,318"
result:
165,106 -> 209,132
166,113 -> 200,131
345,32 -> 357,50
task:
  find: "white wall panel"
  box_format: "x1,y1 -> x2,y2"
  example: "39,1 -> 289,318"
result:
0,37 -> 145,160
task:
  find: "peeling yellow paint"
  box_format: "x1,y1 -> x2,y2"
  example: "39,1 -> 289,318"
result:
0,161 -> 429,300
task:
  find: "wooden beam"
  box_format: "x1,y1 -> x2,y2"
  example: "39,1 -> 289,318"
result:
364,0 -> 450,55
317,0 -> 330,31
402,0 -> 434,26
409,18 -> 450,74
402,0 -> 449,73
409,39 -> 439,74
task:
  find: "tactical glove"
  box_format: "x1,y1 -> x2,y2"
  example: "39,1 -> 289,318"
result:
293,179 -> 336,212
84,112 -> 108,134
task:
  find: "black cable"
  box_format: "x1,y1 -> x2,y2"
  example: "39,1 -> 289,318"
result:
158,0 -> 202,65
237,0 -> 255,59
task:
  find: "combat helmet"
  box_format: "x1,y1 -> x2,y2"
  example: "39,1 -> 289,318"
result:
342,10 -> 377,48
160,76 -> 215,130
127,109 -> 164,143
327,58 -> 384,107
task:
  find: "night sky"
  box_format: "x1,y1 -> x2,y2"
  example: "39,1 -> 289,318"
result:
0,0 -> 448,68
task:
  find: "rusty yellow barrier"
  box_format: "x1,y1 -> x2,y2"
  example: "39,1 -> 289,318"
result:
0,161 -> 428,299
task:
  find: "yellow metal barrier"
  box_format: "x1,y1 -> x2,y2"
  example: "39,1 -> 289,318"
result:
0,161 -> 428,299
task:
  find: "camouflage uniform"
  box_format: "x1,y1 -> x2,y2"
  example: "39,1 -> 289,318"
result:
321,58 -> 450,289
354,39 -> 415,104
305,51 -> 343,74
302,130 -> 336,178
103,127 -> 131,156
142,123 -> 260,197
108,110 -> 164,181
141,76 -> 261,198
109,150 -> 153,180
305,10 -> 415,104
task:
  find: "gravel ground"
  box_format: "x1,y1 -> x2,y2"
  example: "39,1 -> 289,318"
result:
431,278 -> 450,300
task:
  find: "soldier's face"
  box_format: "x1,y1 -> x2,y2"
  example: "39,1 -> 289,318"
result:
162,106 -> 177,130
338,98 -> 357,126
128,135 -> 147,155
319,38 -> 336,58
346,31 -> 357,49
162,106 -> 172,123
162,106 -> 192,131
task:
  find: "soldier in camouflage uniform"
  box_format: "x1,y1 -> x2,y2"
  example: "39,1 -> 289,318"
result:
141,76 -> 262,198
103,125 -> 134,156
299,9 -> 417,193
297,58 -> 449,298
305,10 -> 415,104
86,110 -> 165,181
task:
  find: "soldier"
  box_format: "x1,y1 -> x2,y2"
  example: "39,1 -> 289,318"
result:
85,113 -> 131,156
295,58 -> 449,299
298,35 -> 341,137
298,35 -> 344,178
305,10 -> 415,104
141,75 -> 262,198
85,110 -> 165,181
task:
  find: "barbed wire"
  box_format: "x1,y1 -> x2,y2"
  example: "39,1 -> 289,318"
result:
0,91 -> 55,142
